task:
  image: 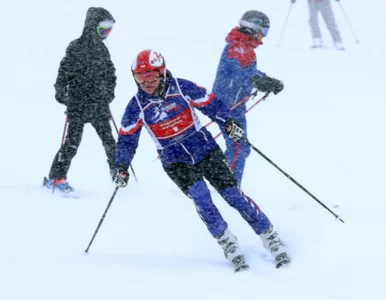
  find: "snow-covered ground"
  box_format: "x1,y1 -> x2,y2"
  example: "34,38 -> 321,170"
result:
1,1 -> 386,299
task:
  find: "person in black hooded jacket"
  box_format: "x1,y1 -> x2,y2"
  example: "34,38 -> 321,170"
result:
44,7 -> 117,193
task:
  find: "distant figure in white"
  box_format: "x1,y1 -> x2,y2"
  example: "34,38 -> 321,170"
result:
291,0 -> 345,50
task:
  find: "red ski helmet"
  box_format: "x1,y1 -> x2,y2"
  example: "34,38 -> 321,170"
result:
131,49 -> 166,76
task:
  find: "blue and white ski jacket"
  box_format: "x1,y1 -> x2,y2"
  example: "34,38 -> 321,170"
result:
116,75 -> 232,168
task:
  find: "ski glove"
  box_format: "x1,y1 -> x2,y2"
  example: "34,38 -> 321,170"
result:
251,76 -> 284,95
55,86 -> 69,105
225,119 -> 244,142
56,95 -> 69,105
114,167 -> 129,187
291,0 -> 296,3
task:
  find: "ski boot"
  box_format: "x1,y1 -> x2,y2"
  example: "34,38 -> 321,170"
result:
43,177 -> 75,194
311,37 -> 323,48
334,41 -> 345,51
216,228 -> 249,272
260,225 -> 291,268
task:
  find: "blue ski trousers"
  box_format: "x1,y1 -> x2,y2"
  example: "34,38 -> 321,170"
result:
164,146 -> 271,237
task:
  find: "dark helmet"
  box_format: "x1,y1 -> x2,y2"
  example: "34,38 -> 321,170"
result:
239,10 -> 270,37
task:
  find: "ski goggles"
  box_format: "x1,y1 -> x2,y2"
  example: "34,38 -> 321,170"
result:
133,71 -> 160,84
240,18 -> 270,37
97,20 -> 114,38
257,25 -> 269,37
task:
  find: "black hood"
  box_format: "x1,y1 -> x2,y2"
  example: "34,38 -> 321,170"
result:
82,7 -> 115,37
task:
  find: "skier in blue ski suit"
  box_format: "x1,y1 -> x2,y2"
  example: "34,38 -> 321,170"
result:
213,10 -> 284,185
113,49 -> 290,269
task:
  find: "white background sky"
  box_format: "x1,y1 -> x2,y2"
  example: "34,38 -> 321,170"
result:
1,1 -> 386,299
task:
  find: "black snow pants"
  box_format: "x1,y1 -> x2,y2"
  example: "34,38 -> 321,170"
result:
164,146 -> 238,194
48,115 -> 116,179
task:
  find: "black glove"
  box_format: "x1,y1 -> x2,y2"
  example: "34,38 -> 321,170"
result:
55,85 -> 69,105
114,166 -> 129,187
224,119 -> 244,142
56,94 -> 69,105
251,76 -> 284,95
291,0 -> 296,3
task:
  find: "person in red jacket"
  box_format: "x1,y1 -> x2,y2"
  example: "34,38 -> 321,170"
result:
212,10 -> 284,186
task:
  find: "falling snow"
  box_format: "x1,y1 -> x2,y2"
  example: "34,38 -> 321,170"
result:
1,1 -> 386,300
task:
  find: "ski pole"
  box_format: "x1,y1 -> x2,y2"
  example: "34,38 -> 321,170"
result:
212,92 -> 270,140
241,138 -> 344,223
110,112 -> 119,134
277,3 -> 294,47
110,113 -> 138,183
337,2 -> 359,43
52,114 -> 69,193
85,186 -> 119,253
61,113 -> 69,145
204,90 -> 258,129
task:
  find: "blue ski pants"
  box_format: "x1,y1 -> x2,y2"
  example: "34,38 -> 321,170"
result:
164,147 -> 271,237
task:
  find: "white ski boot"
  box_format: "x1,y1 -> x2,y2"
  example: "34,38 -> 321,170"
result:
311,37 -> 323,48
260,225 -> 291,268
334,41 -> 345,51
216,229 -> 249,272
